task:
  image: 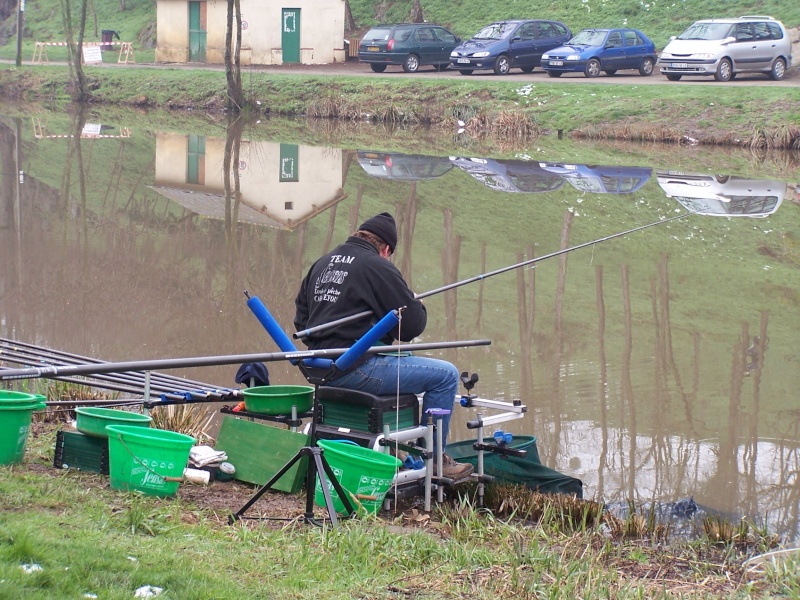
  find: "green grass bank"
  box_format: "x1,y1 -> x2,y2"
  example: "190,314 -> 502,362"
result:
2,63 -> 800,149
2,421 -> 799,599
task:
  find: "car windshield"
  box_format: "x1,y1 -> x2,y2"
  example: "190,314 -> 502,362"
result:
362,27 -> 392,42
568,30 -> 607,46
473,22 -> 517,40
677,22 -> 733,40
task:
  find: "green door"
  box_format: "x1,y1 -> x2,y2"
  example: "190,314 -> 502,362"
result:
189,1 -> 207,63
281,8 -> 301,63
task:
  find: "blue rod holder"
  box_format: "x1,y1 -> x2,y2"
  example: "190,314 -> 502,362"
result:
334,310 -> 399,372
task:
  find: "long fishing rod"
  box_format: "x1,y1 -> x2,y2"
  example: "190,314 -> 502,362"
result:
293,210 -> 695,340
0,338 -> 216,389
0,338 -> 491,381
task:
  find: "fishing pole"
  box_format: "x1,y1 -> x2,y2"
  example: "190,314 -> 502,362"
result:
293,210 -> 695,340
0,338 -> 491,381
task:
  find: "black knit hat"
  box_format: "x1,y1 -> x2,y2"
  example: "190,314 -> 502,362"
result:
358,212 -> 397,253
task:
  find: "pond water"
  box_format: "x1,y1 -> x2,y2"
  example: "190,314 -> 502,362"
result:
1,108 -> 799,540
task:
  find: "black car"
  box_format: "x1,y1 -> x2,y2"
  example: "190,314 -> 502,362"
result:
449,20 -> 572,75
358,23 -> 461,73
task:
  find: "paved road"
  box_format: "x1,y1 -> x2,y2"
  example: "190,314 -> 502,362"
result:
8,57 -> 799,87
265,60 -> 800,87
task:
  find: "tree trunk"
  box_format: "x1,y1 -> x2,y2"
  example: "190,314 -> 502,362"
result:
60,0 -> 89,102
409,0 -> 424,24
225,0 -> 244,111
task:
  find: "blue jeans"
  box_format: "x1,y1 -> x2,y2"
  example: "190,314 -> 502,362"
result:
327,354 -> 460,450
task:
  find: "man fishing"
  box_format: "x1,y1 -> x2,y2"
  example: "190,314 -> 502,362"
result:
294,212 -> 474,480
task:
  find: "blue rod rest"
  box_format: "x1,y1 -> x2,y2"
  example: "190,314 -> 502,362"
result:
246,296 -> 296,353
334,310 -> 399,372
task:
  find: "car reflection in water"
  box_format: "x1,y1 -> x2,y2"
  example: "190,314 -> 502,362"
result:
538,162 -> 652,194
449,157 -> 566,193
656,171 -> 786,217
356,151 -> 454,181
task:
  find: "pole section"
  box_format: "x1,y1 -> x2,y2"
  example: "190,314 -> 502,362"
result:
0,339 -> 491,381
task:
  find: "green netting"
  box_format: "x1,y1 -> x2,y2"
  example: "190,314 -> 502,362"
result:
447,436 -> 583,498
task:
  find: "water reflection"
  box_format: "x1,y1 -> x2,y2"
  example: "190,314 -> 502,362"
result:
449,157 -> 565,193
2,111 -> 799,540
152,130 -> 348,228
356,151 -> 453,181
538,162 -> 652,194
656,171 -> 785,217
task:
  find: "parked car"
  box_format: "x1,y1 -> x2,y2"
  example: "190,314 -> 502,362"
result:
540,28 -> 657,78
658,16 -> 792,81
358,23 -> 460,73
449,20 -> 571,75
656,171 -> 785,217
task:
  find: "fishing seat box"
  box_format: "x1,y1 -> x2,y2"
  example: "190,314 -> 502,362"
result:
316,387 -> 420,434
53,430 -> 110,474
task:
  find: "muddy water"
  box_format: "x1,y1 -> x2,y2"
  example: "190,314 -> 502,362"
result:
1,110 -> 799,540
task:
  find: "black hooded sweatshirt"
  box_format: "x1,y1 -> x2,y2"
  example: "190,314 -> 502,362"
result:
294,236 -> 427,351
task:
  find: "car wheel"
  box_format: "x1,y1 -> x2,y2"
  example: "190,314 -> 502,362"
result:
769,57 -> 786,81
584,58 -> 601,78
370,64 -> 387,73
435,64 -> 448,72
665,73 -> 682,81
639,57 -> 654,76
604,69 -> 617,76
520,66 -> 534,73
494,55 -> 511,75
546,70 -> 562,78
403,54 -> 420,73
714,58 -> 732,82
714,175 -> 730,184
459,69 -> 473,75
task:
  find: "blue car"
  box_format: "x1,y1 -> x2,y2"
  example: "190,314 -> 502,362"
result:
449,20 -> 571,75
541,28 -> 657,78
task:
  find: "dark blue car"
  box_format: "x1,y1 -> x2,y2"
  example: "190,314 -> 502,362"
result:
541,28 -> 657,78
449,20 -> 571,75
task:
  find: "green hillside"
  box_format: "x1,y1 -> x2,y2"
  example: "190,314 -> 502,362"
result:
1,0 -> 798,57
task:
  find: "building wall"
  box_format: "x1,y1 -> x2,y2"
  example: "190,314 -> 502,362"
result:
156,0 -> 346,65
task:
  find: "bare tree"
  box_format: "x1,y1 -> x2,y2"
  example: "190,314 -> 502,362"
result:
60,0 -> 90,102
224,0 -> 244,111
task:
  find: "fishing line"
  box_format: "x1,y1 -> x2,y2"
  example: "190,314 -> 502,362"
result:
294,210 -> 696,341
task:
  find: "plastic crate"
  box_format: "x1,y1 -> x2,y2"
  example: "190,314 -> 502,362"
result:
317,387 -> 419,434
53,430 -> 110,474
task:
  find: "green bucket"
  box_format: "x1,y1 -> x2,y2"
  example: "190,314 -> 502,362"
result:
0,391 -> 45,407
106,425 -> 195,497
75,407 -> 152,438
0,401 -> 47,465
314,440 -> 401,515
242,385 -> 314,415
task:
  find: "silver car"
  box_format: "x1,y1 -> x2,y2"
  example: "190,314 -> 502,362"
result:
658,16 -> 792,81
